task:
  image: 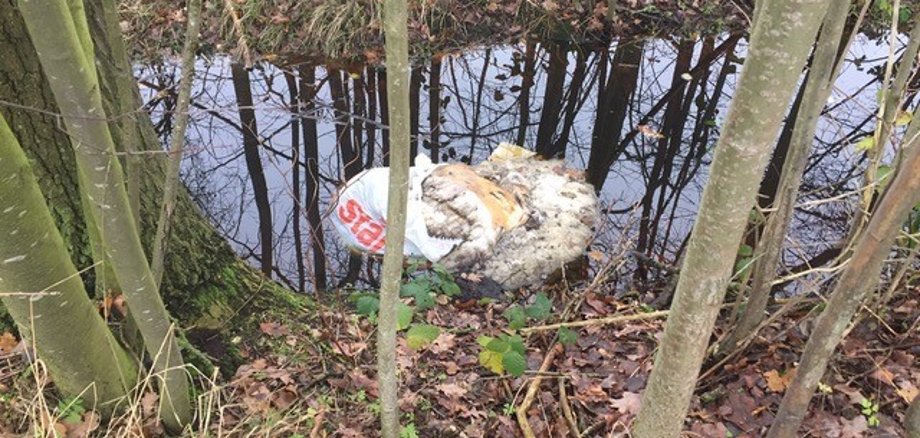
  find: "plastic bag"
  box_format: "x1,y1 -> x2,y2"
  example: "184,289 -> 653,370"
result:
331,155 -> 461,261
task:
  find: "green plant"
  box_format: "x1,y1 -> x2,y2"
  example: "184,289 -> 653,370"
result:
477,334 -> 527,376
400,422 -> 419,438
859,398 -> 880,427
502,292 -> 552,330
56,396 -> 85,424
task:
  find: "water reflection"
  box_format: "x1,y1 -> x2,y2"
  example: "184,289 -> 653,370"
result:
138,34 -> 888,294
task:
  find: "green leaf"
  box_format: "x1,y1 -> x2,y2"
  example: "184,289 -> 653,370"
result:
502,351 -> 527,377
895,110 -> 913,126
525,293 -> 552,320
734,257 -> 753,277
876,164 -> 893,193
479,350 -> 505,374
505,334 -> 526,355
704,119 -> 717,127
855,136 -> 875,152
397,302 -> 414,330
485,338 -> 510,353
414,290 -> 436,311
400,423 -> 419,438
503,306 -> 527,330
406,324 -> 440,349
356,296 -> 380,317
737,244 -> 754,257
476,335 -> 495,348
558,327 -> 577,346
401,279 -> 430,298
440,280 -> 461,297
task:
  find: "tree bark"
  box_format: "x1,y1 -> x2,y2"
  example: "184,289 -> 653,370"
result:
516,40 -> 537,147
379,0 -> 411,435
631,1 -> 831,436
230,63 -> 274,278
429,56 -> 442,162
768,105 -> 920,438
285,71 -> 306,293
535,41 -> 569,157
18,0 -> 194,429
151,0 -> 202,287
297,65 -> 328,293
722,0 -> 852,355
908,389 -> 920,438
0,113 -> 138,414
552,48 -> 588,157
586,40 -> 644,191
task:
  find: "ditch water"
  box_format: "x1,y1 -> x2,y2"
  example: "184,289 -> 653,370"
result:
138,34 -> 892,293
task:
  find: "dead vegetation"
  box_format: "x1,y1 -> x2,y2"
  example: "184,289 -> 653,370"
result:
119,0 -> 752,63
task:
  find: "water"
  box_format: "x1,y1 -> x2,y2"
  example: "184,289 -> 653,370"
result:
137,34 -> 892,293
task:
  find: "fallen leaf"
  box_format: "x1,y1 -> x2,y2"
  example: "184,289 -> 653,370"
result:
0,332 -> 18,354
259,321 -> 290,337
896,380 -> 919,403
610,391 -> 642,415
437,383 -> 468,398
763,369 -> 794,393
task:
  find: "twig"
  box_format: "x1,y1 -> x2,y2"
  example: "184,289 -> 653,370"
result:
309,409 -> 326,438
558,379 -> 580,438
222,0 -> 253,68
516,344 -> 563,438
520,310 -> 669,334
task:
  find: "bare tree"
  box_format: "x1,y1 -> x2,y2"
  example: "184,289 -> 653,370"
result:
231,63 -> 274,278
721,0 -> 855,354
768,119 -> 920,437
631,1 -> 831,436
378,0 -> 411,435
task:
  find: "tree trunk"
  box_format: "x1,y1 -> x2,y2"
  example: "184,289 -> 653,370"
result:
908,390 -> 920,438
429,56 -> 442,162
0,113 -> 138,414
379,0 -> 411,435
151,0 -> 202,287
552,48 -> 589,156
18,0 -> 195,429
230,63 -> 274,278
722,0 -> 852,355
586,40 -> 645,191
329,69 -> 365,286
535,41 -> 569,157
379,67 -> 390,165
0,0 -> 292,380
367,65 -> 378,168
298,65 -> 328,293
516,40 -> 536,146
768,109 -> 920,438
409,66 -> 422,163
285,71 -> 306,293
631,1 -> 831,436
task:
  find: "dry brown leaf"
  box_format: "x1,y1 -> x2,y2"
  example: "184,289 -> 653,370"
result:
436,382 -> 468,398
610,391 -> 642,415
0,332 -> 18,354
896,380 -> 919,403
763,369 -> 794,393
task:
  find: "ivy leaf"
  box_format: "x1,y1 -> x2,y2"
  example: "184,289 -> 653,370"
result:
525,293 -> 552,320
503,306 -> 527,330
356,296 -> 379,317
502,351 -> 527,377
397,302 -> 414,330
479,350 -> 505,374
406,324 -> 440,349
558,327 -> 577,346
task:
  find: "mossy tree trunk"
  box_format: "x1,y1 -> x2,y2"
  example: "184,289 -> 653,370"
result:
0,113 -> 138,414
630,1 -> 831,436
17,0 -> 192,429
